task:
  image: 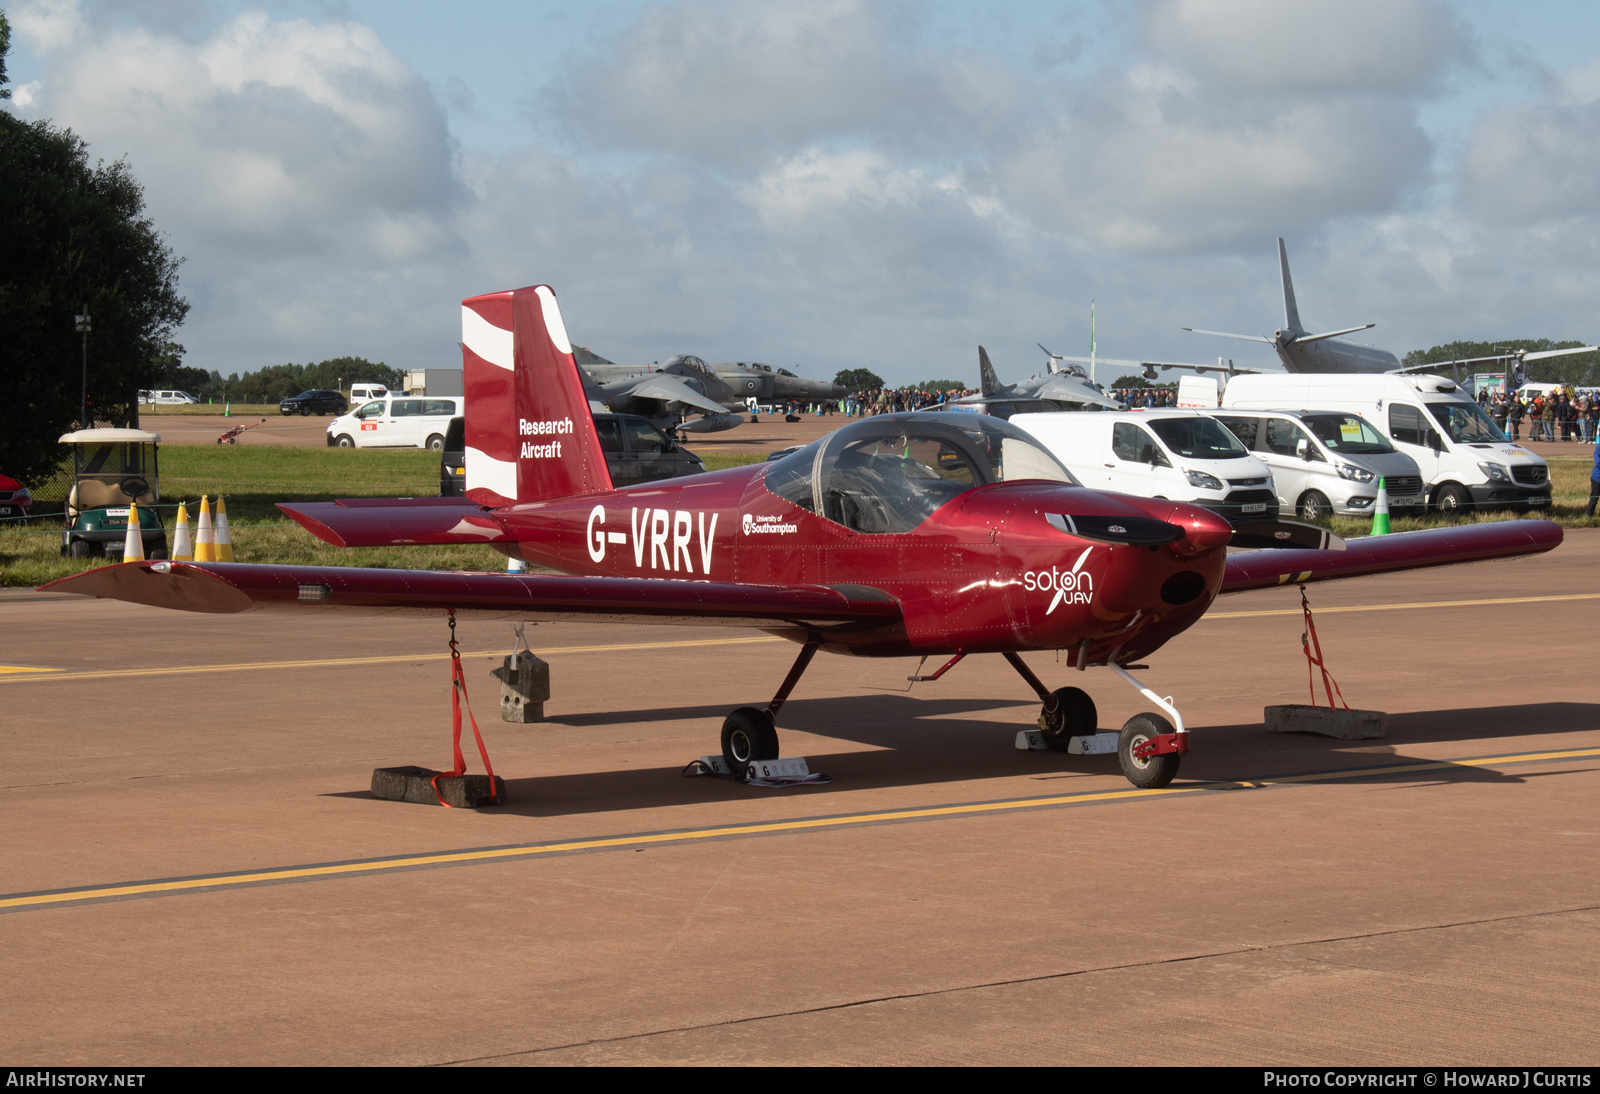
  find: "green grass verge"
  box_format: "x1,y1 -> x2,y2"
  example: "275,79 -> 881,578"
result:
2,449 -> 768,587
4,447 -> 1589,589
140,403 -> 283,416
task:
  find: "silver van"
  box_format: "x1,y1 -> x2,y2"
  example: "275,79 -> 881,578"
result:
1210,410 -> 1424,521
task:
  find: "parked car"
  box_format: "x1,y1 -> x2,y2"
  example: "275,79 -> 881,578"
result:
280,390 -> 349,417
139,389 -> 200,405
329,396 -> 464,450
348,383 -> 389,405
1208,410 -> 1425,521
439,413 -> 706,496
0,473 -> 33,519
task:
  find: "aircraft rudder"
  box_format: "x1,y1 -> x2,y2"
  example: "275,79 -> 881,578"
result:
979,345 -> 1000,397
462,285 -> 613,507
1278,237 -> 1304,334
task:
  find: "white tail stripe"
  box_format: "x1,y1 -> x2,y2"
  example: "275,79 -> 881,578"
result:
465,447 -> 517,501
462,305 -> 513,370
533,285 -> 573,356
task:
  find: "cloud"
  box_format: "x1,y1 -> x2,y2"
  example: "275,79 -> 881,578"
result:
997,83 -> 1434,252
1142,0 -> 1468,95
1461,58 -> 1600,224
10,2 -> 462,258
544,0 -> 1004,166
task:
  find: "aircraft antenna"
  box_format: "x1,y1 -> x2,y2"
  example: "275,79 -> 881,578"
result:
1090,298 -> 1097,389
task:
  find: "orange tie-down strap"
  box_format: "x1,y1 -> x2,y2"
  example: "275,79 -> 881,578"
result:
1299,585 -> 1349,712
433,612 -> 498,807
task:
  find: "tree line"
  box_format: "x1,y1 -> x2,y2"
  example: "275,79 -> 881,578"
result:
165,357 -> 402,404
1404,339 -> 1600,386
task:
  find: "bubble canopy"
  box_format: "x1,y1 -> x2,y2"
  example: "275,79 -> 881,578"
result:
763,412 -> 1079,534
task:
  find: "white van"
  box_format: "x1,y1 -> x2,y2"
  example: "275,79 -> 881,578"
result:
349,383 -> 388,405
139,390 -> 200,405
1209,409 -> 1425,520
327,396 -> 464,451
1010,409 -> 1280,521
1221,373 -> 1551,512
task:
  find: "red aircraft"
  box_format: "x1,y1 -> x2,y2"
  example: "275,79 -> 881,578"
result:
47,285 -> 1563,788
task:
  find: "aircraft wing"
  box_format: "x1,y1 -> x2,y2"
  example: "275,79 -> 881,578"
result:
1028,375 -> 1124,410
622,375 -> 731,417
1220,521 -> 1561,594
40,561 -> 905,631
1055,356 -> 1273,378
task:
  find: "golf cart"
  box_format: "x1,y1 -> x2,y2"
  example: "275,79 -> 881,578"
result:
58,428 -> 168,560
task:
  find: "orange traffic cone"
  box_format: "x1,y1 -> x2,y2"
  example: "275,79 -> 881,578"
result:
195,496 -> 216,562
172,501 -> 193,561
214,496 -> 234,562
123,499 -> 145,561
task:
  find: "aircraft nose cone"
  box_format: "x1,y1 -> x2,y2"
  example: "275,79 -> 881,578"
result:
1167,506 -> 1234,558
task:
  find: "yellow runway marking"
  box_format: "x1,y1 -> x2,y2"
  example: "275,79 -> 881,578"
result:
1208,592 -> 1600,620
0,665 -> 60,675
5,746 -> 1597,913
0,635 -> 784,684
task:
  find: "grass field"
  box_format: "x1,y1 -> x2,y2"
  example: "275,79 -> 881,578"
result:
0,448 -> 766,587
4,448 -> 1593,588
139,403 -> 282,416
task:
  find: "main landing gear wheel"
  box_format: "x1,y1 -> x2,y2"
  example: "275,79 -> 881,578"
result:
721,707 -> 779,773
1119,712 -> 1180,789
1037,686 -> 1097,752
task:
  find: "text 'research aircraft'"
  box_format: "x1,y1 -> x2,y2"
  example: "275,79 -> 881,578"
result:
45,286 -> 1562,790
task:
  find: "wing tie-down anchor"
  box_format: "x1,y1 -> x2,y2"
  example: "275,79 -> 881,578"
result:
370,612 -> 506,807
1004,652 -> 1186,789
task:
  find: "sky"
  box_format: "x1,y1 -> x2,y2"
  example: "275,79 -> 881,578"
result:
6,0 -> 1600,387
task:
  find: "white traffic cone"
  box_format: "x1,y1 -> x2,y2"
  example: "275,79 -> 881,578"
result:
172,501 -> 193,561
214,496 -> 234,562
195,496 -> 215,562
123,499 -> 145,561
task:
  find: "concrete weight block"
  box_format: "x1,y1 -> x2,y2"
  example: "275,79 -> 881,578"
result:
1264,704 -> 1387,739
371,766 -> 505,807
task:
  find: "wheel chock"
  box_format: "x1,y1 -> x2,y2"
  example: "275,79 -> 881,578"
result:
371,765 -> 506,807
1015,730 -> 1117,753
1264,705 -> 1386,740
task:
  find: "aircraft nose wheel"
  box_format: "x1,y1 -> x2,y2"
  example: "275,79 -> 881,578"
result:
721,707 -> 780,773
1118,713 -> 1181,789
1037,686 -> 1097,751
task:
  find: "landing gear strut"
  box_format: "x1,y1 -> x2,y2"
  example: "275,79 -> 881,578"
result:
1004,652 -> 1188,789
719,639 -> 819,774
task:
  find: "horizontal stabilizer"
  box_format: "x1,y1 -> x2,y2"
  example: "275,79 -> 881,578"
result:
1221,521 -> 1561,594
279,497 -> 514,548
40,562 -> 905,631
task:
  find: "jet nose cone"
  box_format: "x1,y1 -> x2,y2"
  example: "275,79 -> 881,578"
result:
1167,506 -> 1234,558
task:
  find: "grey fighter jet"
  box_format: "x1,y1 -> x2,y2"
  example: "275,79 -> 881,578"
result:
711,361 -> 845,404
575,349 -> 744,434
938,346 -> 1125,419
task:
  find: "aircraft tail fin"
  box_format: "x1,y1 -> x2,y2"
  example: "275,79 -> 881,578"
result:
978,345 -> 1001,397
461,285 -> 613,507
1278,237 -> 1304,333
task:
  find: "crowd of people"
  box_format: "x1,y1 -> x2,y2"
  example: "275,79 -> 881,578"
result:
1481,387 -> 1600,443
